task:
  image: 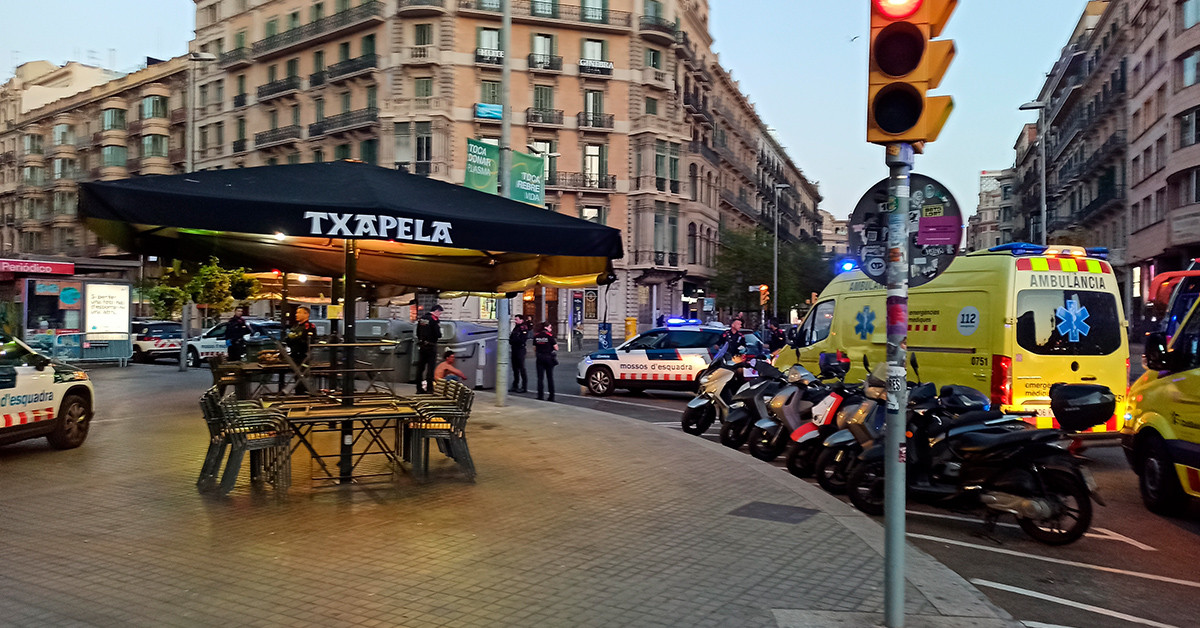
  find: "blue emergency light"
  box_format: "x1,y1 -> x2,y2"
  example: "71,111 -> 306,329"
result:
666,318 -> 702,326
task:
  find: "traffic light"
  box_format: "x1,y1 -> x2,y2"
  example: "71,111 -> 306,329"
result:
867,0 -> 957,145
759,285 -> 769,306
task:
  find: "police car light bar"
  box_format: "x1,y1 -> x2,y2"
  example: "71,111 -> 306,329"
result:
666,318 -> 702,326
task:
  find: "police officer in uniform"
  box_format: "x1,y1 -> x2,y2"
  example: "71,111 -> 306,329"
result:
415,305 -> 443,394
716,318 -> 747,359
225,306 -> 251,361
533,322 -> 559,401
509,314 -> 530,393
768,320 -> 788,353
285,306 -> 318,364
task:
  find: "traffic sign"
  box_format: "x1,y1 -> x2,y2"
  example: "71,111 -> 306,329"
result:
848,173 -> 961,288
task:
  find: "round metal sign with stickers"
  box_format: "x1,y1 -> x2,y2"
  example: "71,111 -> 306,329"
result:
848,173 -> 962,288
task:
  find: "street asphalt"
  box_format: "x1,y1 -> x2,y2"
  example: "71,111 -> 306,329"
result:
0,362 -> 1019,628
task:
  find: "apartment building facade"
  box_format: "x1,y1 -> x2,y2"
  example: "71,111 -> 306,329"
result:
966,169 -> 1013,252
818,209 -> 848,258
0,58 -> 190,261
190,0 -> 820,333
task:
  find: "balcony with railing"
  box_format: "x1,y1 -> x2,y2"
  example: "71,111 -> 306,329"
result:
327,54 -> 378,82
720,189 -> 757,219
310,71 -> 327,88
219,47 -> 252,68
1082,129 -> 1126,175
528,53 -> 563,72
633,249 -> 680,267
577,111 -> 614,130
251,1 -> 384,59
546,171 -> 617,191
233,93 -> 248,108
395,160 -> 447,177
254,125 -> 303,149
1077,184 -> 1125,222
170,107 -> 187,124
232,138 -> 248,154
683,93 -> 713,126
526,107 -> 564,126
642,67 -> 673,90
397,0 -> 447,15
258,76 -> 303,101
309,108 -> 379,137
458,0 -> 632,28
404,45 -> 442,65
638,15 -> 676,44
475,48 -> 504,66
688,140 -> 719,166
169,148 -> 186,163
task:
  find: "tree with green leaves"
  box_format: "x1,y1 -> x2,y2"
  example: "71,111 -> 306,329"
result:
711,227 -> 832,322
141,257 -> 260,323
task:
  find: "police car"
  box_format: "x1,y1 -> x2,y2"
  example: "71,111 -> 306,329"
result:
132,320 -> 183,363
186,319 -> 284,367
0,333 -> 95,450
576,319 -> 765,396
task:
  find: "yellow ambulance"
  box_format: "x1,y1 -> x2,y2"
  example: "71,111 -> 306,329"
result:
780,244 -> 1129,433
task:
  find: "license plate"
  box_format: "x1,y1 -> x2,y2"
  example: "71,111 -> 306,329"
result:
1031,407 -> 1053,417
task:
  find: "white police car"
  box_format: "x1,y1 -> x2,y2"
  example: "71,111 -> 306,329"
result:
576,319 -> 766,396
186,318 -> 284,367
0,333 -> 95,450
132,320 -> 183,363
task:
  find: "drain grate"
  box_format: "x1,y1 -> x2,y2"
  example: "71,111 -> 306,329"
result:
728,501 -> 819,524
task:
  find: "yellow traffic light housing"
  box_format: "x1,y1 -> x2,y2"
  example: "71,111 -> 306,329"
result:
867,0 -> 956,145
759,285 -> 769,306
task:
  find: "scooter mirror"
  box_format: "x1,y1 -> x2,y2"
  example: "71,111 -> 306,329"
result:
910,351 -> 921,383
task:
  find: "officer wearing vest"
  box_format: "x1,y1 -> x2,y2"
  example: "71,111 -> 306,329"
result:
415,305 -> 443,394
509,314 -> 530,393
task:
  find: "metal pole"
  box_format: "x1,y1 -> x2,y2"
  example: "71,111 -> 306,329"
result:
883,142 -> 914,628
1038,108 -> 1048,246
178,301 -> 189,371
772,186 -> 780,321
494,0 -> 513,407
178,59 -> 199,372
339,239 -> 357,483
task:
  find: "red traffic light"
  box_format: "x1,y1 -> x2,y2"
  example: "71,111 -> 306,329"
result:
873,0 -> 923,19
759,284 -> 768,291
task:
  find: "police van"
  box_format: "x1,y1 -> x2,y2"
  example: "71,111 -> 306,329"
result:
0,333 -> 95,450
577,319 -> 765,396
779,244 -> 1129,433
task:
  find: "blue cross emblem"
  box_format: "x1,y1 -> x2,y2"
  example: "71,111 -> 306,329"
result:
1055,299 -> 1091,342
855,306 -> 876,340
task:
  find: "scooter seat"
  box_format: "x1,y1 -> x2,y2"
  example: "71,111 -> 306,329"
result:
954,428 -> 1060,454
927,409 -> 1003,438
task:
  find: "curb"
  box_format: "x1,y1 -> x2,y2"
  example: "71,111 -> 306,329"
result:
479,390 -> 1018,626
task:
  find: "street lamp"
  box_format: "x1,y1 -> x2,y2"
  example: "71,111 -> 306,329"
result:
772,183 -> 791,321
180,50 -> 217,371
1019,100 -> 1048,246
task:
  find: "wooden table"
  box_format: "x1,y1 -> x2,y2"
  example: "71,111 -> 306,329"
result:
282,401 -> 420,484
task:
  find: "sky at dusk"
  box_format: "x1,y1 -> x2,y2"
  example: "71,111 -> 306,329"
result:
2,0 -> 1095,220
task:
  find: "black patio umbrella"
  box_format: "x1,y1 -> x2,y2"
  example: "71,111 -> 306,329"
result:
78,161 -> 623,293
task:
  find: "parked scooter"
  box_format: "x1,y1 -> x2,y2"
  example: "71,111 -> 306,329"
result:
718,361 -> 788,449
813,359 -> 890,493
783,352 -> 863,477
681,355 -> 750,436
846,383 -> 1114,545
746,365 -> 821,461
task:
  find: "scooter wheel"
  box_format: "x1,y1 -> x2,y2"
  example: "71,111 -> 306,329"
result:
1016,468 -> 1093,546
848,460 -> 886,516
815,447 -> 850,494
748,427 -> 786,462
785,441 -> 819,478
681,404 -> 716,436
719,420 -> 749,449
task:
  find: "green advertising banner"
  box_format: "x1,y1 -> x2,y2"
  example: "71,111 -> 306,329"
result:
509,149 -> 546,206
464,138 -> 499,194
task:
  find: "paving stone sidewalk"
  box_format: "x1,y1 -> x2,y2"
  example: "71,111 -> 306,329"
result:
0,365 -> 1017,627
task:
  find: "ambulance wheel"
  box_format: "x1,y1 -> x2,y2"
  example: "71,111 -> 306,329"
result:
586,366 -> 614,396
188,348 -> 202,368
1138,436 -> 1187,517
47,393 -> 91,450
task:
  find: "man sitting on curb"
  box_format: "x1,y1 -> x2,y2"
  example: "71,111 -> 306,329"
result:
433,350 -> 467,383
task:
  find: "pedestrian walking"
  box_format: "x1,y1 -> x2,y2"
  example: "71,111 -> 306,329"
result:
414,304 -> 443,394
224,306 -> 251,361
533,322 -> 559,401
509,314 -> 530,393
